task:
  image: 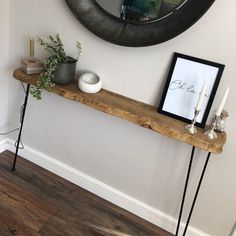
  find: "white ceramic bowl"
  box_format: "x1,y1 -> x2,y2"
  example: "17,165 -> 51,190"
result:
78,72 -> 102,94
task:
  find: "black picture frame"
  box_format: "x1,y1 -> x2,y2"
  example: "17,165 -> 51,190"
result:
64,0 -> 215,47
158,53 -> 225,128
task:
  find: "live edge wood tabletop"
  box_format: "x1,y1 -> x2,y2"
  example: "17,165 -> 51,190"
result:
13,68 -> 226,154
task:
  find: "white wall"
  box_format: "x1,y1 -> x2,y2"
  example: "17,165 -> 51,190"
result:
7,0 -> 236,235
0,0 -> 10,140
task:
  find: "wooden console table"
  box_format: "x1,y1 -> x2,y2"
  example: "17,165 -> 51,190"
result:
12,68 -> 226,236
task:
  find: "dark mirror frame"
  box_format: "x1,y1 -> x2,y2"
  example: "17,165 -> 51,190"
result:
65,0 -> 215,47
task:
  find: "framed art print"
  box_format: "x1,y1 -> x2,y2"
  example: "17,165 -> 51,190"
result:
158,53 -> 225,128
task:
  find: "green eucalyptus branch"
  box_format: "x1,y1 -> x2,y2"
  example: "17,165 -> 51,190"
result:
76,41 -> 82,60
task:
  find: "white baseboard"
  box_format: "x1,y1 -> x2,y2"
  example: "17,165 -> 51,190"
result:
0,139 -> 210,236
0,139 -> 10,153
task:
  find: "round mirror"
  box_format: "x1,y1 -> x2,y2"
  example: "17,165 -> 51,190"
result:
96,0 -> 186,22
65,0 -> 215,47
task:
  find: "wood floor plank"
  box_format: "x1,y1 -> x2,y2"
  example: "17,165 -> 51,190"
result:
4,150 -> 78,193
40,211 -> 106,236
0,151 -> 173,236
0,153 -> 75,209
67,190 -> 171,236
0,209 -> 40,236
0,191 -> 46,232
0,176 -> 58,221
2,151 -> 76,197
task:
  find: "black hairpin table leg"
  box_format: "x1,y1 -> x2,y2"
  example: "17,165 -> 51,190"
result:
175,146 -> 195,236
12,84 -> 30,171
182,152 -> 211,236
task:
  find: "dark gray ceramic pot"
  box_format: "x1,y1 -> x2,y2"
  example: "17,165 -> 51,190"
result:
52,57 -> 77,85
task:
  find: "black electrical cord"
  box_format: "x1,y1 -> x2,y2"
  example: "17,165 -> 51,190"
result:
0,82 -> 26,150
14,139 -> 24,150
21,81 -> 26,93
16,83 -> 27,150
0,127 -> 24,149
0,128 -> 19,135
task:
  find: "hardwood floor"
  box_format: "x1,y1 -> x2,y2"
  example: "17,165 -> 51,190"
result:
0,150 -> 173,236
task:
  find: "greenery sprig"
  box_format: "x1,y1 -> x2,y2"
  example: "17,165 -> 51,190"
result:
30,34 -> 81,100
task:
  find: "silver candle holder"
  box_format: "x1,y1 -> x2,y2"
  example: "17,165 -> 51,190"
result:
204,115 -> 220,140
185,109 -> 200,134
215,110 -> 228,133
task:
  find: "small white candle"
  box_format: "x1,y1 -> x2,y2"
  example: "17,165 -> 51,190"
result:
215,87 -> 230,116
29,36 -> 35,62
196,83 -> 207,111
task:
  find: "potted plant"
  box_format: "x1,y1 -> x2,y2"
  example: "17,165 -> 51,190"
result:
30,34 -> 82,100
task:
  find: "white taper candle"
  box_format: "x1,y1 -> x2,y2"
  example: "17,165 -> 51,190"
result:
30,36 -> 35,62
215,87 -> 230,116
195,83 -> 207,111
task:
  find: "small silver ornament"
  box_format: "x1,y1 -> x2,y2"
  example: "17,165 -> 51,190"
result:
215,110 -> 228,133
